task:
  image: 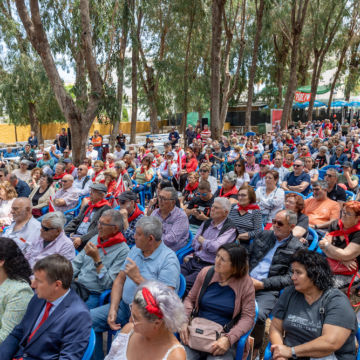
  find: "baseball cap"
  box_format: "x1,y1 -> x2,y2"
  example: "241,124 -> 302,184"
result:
118,191 -> 137,202
246,151 -> 255,156
341,161 -> 352,168
90,183 -> 108,193
260,159 -> 271,166
166,151 -> 175,157
63,159 -> 72,163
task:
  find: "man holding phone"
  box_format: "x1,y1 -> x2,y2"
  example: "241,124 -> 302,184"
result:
185,180 -> 214,236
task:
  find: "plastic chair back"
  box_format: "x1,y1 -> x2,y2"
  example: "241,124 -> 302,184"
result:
318,169 -> 326,180
82,328 -> 96,360
356,323 -> 360,360
308,227 -> 319,251
346,190 -> 355,201
284,191 -> 305,200
178,274 -> 186,298
245,132 -> 256,137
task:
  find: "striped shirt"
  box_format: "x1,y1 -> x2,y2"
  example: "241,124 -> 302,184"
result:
134,167 -> 153,185
53,186 -> 79,213
201,129 -> 211,145
151,207 -> 189,252
228,203 -> 262,240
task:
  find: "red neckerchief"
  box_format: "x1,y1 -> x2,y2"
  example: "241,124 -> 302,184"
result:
185,182 -> 199,192
108,162 -> 115,168
140,165 -> 150,174
237,204 -> 260,212
164,161 -> 174,170
219,186 -> 238,198
128,204 -> 144,223
53,173 -> 66,180
283,162 -> 293,169
88,166 -> 92,170
65,165 -> 75,175
84,199 -> 110,216
327,220 -> 360,245
206,154 -> 214,159
176,148 -> 182,154
301,152 -> 311,157
121,169 -> 127,176
96,232 -> 127,255
259,172 -> 267,179
92,170 -> 104,182
155,154 -> 161,158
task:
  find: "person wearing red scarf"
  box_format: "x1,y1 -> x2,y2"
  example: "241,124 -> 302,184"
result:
214,174 -> 238,202
175,148 -> 198,192
63,159 -> 77,177
298,145 -> 311,158
182,175 -> 199,204
319,201 -> 360,268
71,208 -> 129,310
65,183 -> 112,251
52,163 -> 66,183
92,160 -> 105,182
117,191 -> 144,245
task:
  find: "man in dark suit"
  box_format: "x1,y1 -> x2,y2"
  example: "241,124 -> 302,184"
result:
0,254 -> 92,360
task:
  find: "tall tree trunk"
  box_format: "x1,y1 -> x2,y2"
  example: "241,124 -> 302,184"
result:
198,106 -> 202,125
219,0 -> 246,133
15,0 -> 103,166
274,35 -> 288,107
327,45 -> 347,116
109,6 -> 129,151
280,0 -> 310,128
210,0 -> 226,140
244,0 -> 265,132
130,43 -> 138,144
180,10 -> 195,140
28,102 -> 43,144
307,53 -> 320,123
345,41 -> 360,101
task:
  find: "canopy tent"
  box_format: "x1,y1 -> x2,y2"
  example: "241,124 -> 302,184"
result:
349,101 -> 360,107
296,85 -> 333,95
292,103 -> 307,109
186,111 -> 211,127
330,101 -> 348,107
301,101 -> 327,108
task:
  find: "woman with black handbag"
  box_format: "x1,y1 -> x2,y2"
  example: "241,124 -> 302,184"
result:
180,243 -> 255,360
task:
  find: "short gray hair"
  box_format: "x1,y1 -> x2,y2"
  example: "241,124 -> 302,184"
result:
313,180 -> 329,190
276,209 -> 298,226
336,145 -> 344,152
102,209 -> 124,231
115,160 -> 126,170
161,187 -> 178,202
223,173 -> 237,186
326,168 -> 339,178
42,211 -> 66,229
319,146 -> 328,152
214,197 -> 231,213
136,217 -> 163,242
56,163 -> 66,171
133,280 -> 186,332
294,159 -> 304,166
107,153 -> 115,159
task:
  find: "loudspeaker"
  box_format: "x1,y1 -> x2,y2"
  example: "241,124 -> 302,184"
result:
202,118 -> 209,128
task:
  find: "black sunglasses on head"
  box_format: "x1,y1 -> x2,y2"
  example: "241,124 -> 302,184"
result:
41,224 -> 57,232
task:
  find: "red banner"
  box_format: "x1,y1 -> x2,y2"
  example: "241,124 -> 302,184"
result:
271,109 -> 284,129
295,92 -> 311,102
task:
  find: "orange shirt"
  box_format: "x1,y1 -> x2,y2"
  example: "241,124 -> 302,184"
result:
92,136 -> 102,146
302,198 -> 340,226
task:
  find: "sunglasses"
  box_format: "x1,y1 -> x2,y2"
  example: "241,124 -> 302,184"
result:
62,180 -> 69,183
119,199 -> 129,204
235,164 -> 242,167
115,166 -> 121,169
272,219 -> 286,227
41,224 -> 57,231
199,169 -> 208,172
293,164 -> 302,168
324,174 -> 333,178
196,192 -> 208,196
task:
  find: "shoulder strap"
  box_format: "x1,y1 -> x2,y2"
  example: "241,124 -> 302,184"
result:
318,288 -> 333,324
201,219 -> 212,236
192,266 -> 215,318
82,176 -> 90,189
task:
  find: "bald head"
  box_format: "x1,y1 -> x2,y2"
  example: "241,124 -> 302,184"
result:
62,175 -> 74,189
11,197 -> 32,223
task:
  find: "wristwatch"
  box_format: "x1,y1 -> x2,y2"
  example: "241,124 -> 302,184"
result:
291,347 -> 297,359
314,225 -> 318,230
94,261 -> 103,268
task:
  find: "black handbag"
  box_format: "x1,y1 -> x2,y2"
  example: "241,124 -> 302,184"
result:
71,281 -> 91,302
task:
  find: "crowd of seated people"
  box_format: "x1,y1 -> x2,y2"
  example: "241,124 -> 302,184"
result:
1,120 -> 360,360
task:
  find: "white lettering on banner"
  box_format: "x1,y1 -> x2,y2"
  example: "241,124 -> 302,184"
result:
295,92 -> 311,102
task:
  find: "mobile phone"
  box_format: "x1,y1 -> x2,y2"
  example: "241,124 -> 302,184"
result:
196,209 -> 202,214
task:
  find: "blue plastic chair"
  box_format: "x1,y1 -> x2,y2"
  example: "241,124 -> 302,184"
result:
176,231 -> 194,264
2,226 -> 9,233
41,196 -> 84,217
346,190 -> 356,201
75,250 -> 79,256
322,165 -> 341,171
308,227 -> 319,251
114,204 -> 145,212
235,300 -> 259,360
306,192 -> 313,199
355,323 -> 360,360
284,191 -> 305,200
82,328 -> 96,360
131,179 -> 138,188
139,174 -> 156,207
178,274 -> 186,298
318,169 -> 326,180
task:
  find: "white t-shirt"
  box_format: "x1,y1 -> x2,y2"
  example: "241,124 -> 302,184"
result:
114,149 -> 125,160
86,150 -> 99,161
229,171 -> 250,189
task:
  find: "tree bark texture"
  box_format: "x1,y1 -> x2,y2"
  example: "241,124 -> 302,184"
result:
210,0 -> 226,140
14,0 -> 103,166
345,40 -> 360,101
274,34 -> 288,107
244,0 -> 264,132
219,0 -> 246,135
280,0 -> 310,129
28,102 -> 44,144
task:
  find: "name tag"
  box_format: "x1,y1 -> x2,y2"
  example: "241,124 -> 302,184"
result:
83,216 -> 90,223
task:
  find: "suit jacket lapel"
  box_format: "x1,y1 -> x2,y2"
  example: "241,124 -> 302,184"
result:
27,290 -> 74,346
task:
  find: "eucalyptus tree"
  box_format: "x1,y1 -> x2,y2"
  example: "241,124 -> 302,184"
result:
345,38 -> 360,101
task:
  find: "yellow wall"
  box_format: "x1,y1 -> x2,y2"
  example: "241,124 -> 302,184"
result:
0,121 -> 167,144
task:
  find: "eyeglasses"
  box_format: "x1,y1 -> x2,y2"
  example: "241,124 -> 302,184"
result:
293,164 -> 302,168
342,211 -> 357,217
129,303 -> 144,325
235,164 -> 242,167
324,174 -> 333,178
97,221 -> 117,227
158,195 -> 174,201
118,199 -> 129,205
83,161 -> 89,164
301,148 -> 307,151
272,219 -> 286,227
41,224 -> 57,231
64,152 -> 69,154
238,194 -> 248,198
61,180 -> 69,183
115,166 -> 121,169
199,169 -> 208,173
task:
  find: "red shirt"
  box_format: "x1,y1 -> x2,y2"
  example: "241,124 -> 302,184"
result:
183,157 -> 198,173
